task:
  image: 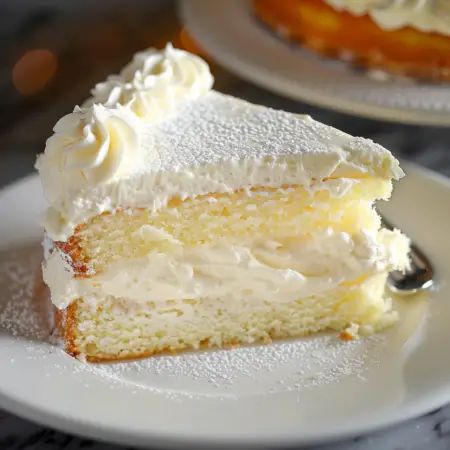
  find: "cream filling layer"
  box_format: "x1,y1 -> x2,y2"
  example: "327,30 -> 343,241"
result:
44,228 -> 409,310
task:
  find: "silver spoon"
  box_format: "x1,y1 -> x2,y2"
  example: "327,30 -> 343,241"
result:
381,216 -> 434,296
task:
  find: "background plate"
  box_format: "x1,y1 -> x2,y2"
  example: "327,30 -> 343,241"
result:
181,0 -> 450,126
0,167 -> 449,448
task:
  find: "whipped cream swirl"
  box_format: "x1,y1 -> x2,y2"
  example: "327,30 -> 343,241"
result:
36,104 -> 140,205
88,43 -> 213,119
324,0 -> 450,35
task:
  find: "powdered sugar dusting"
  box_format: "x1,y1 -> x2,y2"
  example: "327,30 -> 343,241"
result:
82,334 -> 387,399
0,244 -> 51,341
149,91 -> 392,173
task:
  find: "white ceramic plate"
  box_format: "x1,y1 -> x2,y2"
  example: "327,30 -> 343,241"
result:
181,0 -> 450,126
0,167 -> 449,448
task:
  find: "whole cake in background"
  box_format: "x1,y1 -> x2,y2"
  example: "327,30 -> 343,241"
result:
254,0 -> 450,81
36,44 -> 410,362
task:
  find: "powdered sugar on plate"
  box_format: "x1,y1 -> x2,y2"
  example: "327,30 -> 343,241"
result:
0,244 -> 51,341
86,334 -> 387,398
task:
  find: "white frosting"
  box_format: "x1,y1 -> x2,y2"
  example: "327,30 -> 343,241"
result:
87,43 -> 213,119
324,0 -> 450,36
35,104 -> 140,207
37,88 -> 403,241
43,228 -> 410,309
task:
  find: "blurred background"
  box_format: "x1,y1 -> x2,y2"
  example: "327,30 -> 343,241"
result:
1,0 -> 450,189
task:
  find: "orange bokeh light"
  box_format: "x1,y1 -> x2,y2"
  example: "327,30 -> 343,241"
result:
12,49 -> 58,95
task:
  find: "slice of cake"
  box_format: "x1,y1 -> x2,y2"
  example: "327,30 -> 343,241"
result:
254,0 -> 450,81
36,44 -> 409,362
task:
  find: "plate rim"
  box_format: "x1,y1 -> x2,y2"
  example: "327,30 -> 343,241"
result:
0,385 -> 449,449
180,0 -> 450,127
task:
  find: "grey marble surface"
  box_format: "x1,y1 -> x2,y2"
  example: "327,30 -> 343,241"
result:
1,1 -> 450,449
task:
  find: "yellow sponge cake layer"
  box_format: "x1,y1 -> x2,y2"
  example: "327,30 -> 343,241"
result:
61,272 -> 394,361
60,178 -> 389,275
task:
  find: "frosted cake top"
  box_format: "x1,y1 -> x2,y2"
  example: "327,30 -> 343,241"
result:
36,44 -> 402,240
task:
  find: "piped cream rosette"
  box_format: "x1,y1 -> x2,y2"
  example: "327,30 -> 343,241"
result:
85,43 -> 213,119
